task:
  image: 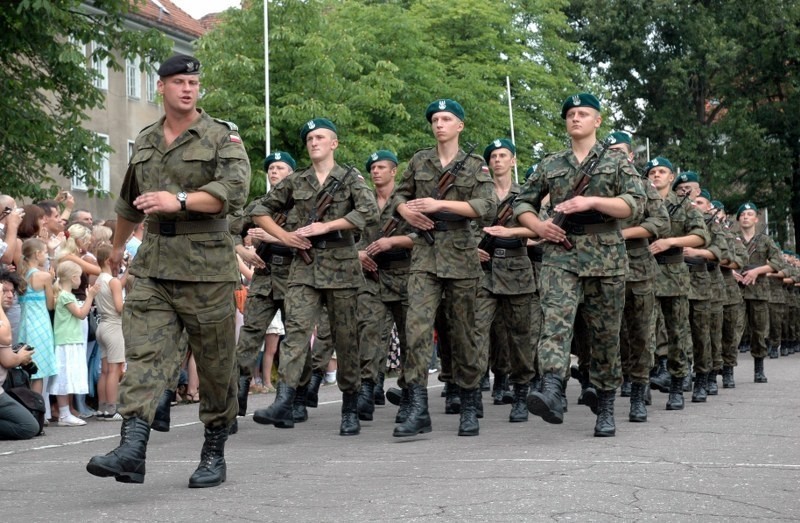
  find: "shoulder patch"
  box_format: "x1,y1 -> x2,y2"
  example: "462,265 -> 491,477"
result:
213,118 -> 239,131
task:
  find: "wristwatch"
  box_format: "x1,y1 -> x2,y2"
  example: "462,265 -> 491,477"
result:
176,191 -> 188,211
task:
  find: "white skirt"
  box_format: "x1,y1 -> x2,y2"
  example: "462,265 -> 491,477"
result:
50,342 -> 89,395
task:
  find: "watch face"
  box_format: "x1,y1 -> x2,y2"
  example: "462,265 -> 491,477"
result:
178,192 -> 187,201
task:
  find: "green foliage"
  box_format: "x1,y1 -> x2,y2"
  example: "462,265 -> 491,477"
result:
0,0 -> 171,200
196,0 -> 584,201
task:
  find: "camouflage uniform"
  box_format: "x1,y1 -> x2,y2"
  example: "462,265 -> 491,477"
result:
116,110 -> 250,429
740,233 -> 783,359
255,164 -> 377,394
514,143 -> 645,391
706,220 -> 730,374
767,248 -> 786,354
721,226 -> 746,367
475,185 -> 536,386
394,147 -> 495,390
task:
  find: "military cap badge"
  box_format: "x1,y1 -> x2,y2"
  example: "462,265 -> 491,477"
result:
371,153 -> 378,161
307,120 -> 316,130
652,159 -> 660,166
572,95 -> 581,106
275,153 -> 282,160
438,100 -> 447,110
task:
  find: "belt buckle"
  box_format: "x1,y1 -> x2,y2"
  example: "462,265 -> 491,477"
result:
433,221 -> 447,231
494,248 -> 506,258
316,240 -> 327,249
571,224 -> 585,235
159,222 -> 177,236
271,255 -> 284,265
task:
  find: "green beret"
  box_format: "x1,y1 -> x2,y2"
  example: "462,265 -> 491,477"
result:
483,138 -> 516,163
300,118 -> 337,142
561,92 -> 601,119
365,149 -> 398,172
524,165 -> 537,181
672,171 -> 699,190
711,200 -> 724,210
606,131 -> 631,146
264,151 -> 296,171
782,249 -> 794,256
426,99 -> 465,122
157,54 -> 200,77
698,189 -> 712,201
736,201 -> 758,219
644,157 -> 673,174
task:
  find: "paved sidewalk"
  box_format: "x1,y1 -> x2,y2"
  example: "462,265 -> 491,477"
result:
2,355 -> 799,522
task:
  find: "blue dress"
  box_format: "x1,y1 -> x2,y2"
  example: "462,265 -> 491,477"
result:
17,268 -> 57,379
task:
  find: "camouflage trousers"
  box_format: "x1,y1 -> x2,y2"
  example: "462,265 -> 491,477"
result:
119,278 -> 237,429
620,279 -> 656,383
357,284 -> 407,385
655,294 -> 690,378
236,288 -> 283,377
709,301 -> 724,371
768,302 -> 785,348
721,303 -> 742,367
538,266 -> 624,391
310,304 -> 333,374
405,272 -> 480,389
474,287 -> 536,385
745,299 -> 769,359
689,298 -> 712,374
282,286 -> 357,392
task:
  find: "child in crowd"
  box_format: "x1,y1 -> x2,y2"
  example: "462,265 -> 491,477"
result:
51,260 -> 99,427
93,244 -> 125,420
17,238 -> 57,421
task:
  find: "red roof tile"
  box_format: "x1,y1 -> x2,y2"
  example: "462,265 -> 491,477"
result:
130,0 -> 206,39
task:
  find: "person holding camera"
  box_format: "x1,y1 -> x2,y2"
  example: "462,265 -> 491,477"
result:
0,269 -> 40,440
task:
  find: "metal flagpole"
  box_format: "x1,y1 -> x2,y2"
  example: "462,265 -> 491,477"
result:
506,76 -> 518,184
264,0 -> 271,192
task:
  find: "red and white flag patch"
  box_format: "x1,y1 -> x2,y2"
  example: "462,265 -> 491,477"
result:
481,166 -> 489,174
230,134 -> 242,144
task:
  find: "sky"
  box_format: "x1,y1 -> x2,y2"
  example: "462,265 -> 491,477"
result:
170,0 -> 242,19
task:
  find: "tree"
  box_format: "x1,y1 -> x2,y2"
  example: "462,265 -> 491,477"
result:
0,0 -> 171,200
196,0 -> 584,201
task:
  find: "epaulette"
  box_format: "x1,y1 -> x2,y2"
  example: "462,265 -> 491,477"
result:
213,118 -> 239,131
138,120 -> 161,135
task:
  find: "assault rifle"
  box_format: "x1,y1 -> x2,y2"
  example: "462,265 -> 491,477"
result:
478,194 -> 517,253
255,197 -> 294,263
746,229 -> 767,257
550,139 -> 611,250
298,165 -> 356,264
365,214 -> 402,282
420,143 -> 478,245
704,207 -> 722,225
667,192 -> 691,217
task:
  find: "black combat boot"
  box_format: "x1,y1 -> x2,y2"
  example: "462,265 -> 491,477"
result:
458,388 -> 479,436
644,385 -> 652,406
237,373 -> 250,417
444,382 -> 461,414
739,341 -> 750,353
340,392 -> 360,436
629,381 -> 647,423
305,370 -> 324,408
395,387 -> 410,423
374,372 -> 386,406
707,370 -> 718,395
581,374 -> 599,415
526,372 -> 564,424
781,343 -> 789,357
561,377 -> 568,413
691,373 -> 708,403
594,390 -> 616,437
357,379 -> 375,421
649,356 -> 670,393
754,357 -> 768,383
682,373 -> 692,392
386,386 -> 403,405
492,374 -> 511,405
530,374 -> 542,394
441,381 -> 448,397
151,389 -> 174,433
393,384 -> 432,437
722,365 -> 735,388
573,367 -> 593,406
480,369 -> 491,391
666,376 -> 684,411
293,384 -> 308,423
509,383 -> 529,423
86,417 -> 150,483
620,375 -> 632,397
768,344 -> 780,359
188,425 -> 228,488
476,389 -> 484,419
253,382 -> 295,428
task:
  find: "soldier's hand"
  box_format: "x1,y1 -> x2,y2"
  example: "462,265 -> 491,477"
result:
741,270 -> 759,286
237,245 -> 266,269
359,251 -> 377,272
537,220 -> 567,244
296,222 -> 329,238
483,225 -> 515,238
406,198 -> 442,214
402,210 -> 435,231
134,191 -> 180,215
366,237 -> 392,256
282,231 -> 312,250
683,247 -> 701,257
477,248 -> 491,263
248,227 -> 278,243
649,238 -> 672,255
554,195 -> 593,214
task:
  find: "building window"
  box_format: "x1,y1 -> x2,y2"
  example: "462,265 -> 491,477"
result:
127,56 -> 141,99
91,42 -> 108,90
127,140 -> 136,163
146,62 -> 159,103
72,133 -> 110,192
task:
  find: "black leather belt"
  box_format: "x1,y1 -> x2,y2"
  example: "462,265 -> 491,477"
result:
625,238 -> 649,250
269,254 -> 293,266
568,221 -> 619,235
656,246 -> 684,265
147,219 -> 229,236
312,237 -> 355,249
687,263 -> 707,272
432,220 -> 470,232
492,247 -> 527,259
377,259 -> 411,270
527,245 -> 543,263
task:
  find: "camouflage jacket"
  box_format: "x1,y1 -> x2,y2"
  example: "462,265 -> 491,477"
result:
480,183 -> 536,295
621,177 -> 669,284
705,219 -> 730,304
653,192 -> 709,298
721,224 -> 746,306
687,217 -> 728,302
394,147 -> 495,279
252,163 -> 378,289
514,142 -> 645,277
116,109 -> 251,282
739,232 -> 782,301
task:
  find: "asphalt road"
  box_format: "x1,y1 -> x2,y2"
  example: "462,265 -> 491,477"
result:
2,355 -> 799,522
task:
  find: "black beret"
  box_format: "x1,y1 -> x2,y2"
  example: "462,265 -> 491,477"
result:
158,54 -> 201,77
